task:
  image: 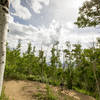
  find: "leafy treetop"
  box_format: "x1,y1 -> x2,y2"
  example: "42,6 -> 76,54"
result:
75,0 -> 100,28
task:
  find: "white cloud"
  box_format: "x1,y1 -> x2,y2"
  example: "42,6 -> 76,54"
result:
50,0 -> 87,23
8,0 -> 100,50
11,0 -> 31,20
8,18 -> 100,50
10,0 -> 50,19
27,0 -> 49,13
8,19 -> 61,48
8,15 -> 14,23
66,22 -> 75,30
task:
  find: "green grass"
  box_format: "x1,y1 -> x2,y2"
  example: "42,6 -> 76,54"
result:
45,84 -> 58,100
35,84 -> 58,100
73,87 -> 93,96
0,88 -> 9,100
36,84 -> 76,100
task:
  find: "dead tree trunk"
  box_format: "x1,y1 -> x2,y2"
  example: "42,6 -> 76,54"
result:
0,0 -> 9,96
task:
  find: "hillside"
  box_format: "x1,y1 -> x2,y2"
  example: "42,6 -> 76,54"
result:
4,80 -> 95,100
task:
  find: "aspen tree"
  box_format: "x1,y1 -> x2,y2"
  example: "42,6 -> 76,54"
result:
0,0 -> 9,96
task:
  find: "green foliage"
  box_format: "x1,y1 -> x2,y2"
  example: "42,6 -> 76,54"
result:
35,85 -> 58,100
75,0 -> 100,27
37,85 -> 58,100
64,41 -> 74,89
45,85 -> 58,100
0,88 -> 9,100
73,87 -> 92,96
4,39 -> 100,99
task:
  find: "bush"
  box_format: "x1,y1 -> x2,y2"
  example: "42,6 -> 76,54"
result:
45,84 -> 58,100
5,72 -> 27,80
73,87 -> 92,96
27,75 -> 42,81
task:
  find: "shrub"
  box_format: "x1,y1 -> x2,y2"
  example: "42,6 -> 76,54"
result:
45,84 -> 58,100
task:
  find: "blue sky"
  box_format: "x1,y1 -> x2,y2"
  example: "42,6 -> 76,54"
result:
8,0 -> 100,51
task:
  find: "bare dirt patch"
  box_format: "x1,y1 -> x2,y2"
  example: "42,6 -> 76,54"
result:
4,80 -> 95,100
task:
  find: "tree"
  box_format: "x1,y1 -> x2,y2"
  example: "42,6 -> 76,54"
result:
26,42 -> 32,55
50,41 -> 61,81
0,0 -> 9,96
75,0 -> 100,27
75,0 -> 100,98
38,48 -> 46,82
90,42 -> 100,98
64,41 -> 74,89
50,45 -> 56,68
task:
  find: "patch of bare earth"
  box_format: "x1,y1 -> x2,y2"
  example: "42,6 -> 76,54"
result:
4,80 -> 95,100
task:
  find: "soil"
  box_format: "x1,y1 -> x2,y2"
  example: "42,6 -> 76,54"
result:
4,80 -> 96,100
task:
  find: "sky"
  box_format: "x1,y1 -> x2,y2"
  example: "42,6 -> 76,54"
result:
8,0 -> 100,52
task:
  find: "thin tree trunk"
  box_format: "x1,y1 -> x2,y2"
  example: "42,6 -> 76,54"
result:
0,4 -> 8,96
93,60 -> 100,98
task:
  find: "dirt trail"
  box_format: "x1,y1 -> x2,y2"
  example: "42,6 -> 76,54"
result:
4,80 -> 95,100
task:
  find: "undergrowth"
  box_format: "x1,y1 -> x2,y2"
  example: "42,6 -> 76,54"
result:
0,88 -> 9,100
